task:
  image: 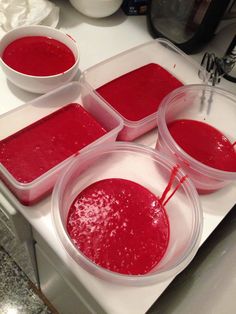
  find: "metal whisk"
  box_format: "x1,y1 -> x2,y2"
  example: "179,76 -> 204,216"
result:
200,35 -> 236,85
199,35 -> 236,114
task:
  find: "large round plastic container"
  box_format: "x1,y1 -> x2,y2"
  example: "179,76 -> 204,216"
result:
52,142 -> 202,286
156,84 -> 236,193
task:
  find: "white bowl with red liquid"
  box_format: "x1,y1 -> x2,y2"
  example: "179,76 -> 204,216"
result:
156,84 -> 236,193
0,25 -> 79,94
52,142 -> 203,286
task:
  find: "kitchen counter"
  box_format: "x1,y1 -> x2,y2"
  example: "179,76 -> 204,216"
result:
0,1 -> 236,313
148,205 -> 236,314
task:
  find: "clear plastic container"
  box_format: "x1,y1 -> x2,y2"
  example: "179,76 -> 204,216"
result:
81,39 -> 207,141
52,142 -> 203,286
156,84 -> 236,193
0,82 -> 123,205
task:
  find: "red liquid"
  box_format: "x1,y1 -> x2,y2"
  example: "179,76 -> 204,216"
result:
168,119 -> 236,171
0,104 -> 107,183
67,178 -> 170,275
96,63 -> 183,121
2,36 -> 75,76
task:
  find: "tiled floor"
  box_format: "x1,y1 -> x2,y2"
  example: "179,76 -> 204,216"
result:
0,246 -> 56,314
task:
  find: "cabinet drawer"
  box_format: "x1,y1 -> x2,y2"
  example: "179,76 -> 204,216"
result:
0,192 -> 32,242
0,193 -> 18,235
35,244 -> 93,314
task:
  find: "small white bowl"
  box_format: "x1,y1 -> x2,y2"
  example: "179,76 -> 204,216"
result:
0,25 -> 80,94
69,0 -> 123,18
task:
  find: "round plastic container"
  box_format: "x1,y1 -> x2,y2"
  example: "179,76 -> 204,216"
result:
52,142 -> 203,286
156,84 -> 236,193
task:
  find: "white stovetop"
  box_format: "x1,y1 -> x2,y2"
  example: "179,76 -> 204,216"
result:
0,1 -> 236,314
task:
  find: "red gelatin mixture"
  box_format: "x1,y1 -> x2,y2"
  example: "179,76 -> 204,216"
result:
96,63 -> 183,121
168,119 -> 236,171
2,36 -> 75,76
0,103 -> 107,183
67,178 -> 170,275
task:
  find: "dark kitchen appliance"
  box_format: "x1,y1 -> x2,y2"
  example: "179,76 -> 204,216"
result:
147,0 -> 236,54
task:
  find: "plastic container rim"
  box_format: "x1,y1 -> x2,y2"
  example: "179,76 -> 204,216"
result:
157,84 -> 236,181
51,141 -> 203,285
0,81 -> 124,191
81,38 -> 208,128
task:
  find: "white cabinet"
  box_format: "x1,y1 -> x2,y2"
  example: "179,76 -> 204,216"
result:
34,229 -> 106,314
35,244 -> 93,314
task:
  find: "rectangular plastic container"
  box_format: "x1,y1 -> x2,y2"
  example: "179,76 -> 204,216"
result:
81,39 -> 208,141
0,82 -> 123,205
